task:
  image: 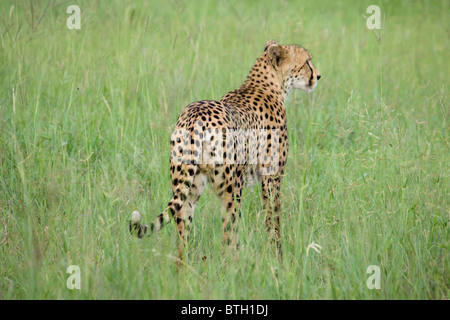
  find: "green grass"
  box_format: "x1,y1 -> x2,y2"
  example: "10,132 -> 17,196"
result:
0,0 -> 448,299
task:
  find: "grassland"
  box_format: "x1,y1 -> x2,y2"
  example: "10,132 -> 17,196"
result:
0,0 -> 448,299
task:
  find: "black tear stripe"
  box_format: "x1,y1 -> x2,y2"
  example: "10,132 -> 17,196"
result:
307,60 -> 314,81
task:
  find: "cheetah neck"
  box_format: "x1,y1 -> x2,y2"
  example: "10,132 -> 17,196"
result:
241,56 -> 292,105
220,55 -> 292,125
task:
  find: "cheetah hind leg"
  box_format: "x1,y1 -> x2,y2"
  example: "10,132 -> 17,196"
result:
129,165 -> 205,265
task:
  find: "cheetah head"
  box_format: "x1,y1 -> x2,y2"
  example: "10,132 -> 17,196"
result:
265,40 -> 321,93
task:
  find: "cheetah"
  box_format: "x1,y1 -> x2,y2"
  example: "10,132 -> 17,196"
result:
130,40 -> 321,263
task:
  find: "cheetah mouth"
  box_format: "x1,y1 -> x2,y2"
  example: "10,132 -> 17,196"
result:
306,81 -> 317,92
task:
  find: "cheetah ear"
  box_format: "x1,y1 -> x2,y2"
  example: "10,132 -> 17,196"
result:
266,41 -> 286,68
264,40 -> 278,51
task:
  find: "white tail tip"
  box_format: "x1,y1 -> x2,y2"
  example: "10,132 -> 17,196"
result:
131,211 -> 141,224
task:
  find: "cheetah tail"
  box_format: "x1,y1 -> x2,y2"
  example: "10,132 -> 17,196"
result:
129,206 -> 173,238
129,163 -> 195,238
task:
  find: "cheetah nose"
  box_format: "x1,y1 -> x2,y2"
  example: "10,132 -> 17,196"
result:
317,74 -> 321,80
